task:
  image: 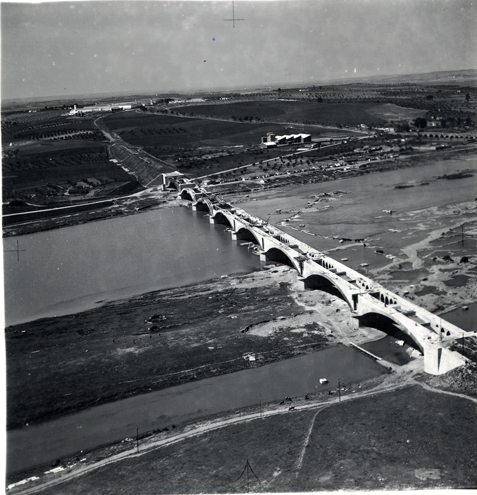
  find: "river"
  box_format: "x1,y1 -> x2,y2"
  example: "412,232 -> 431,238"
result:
3,207 -> 260,326
7,344 -> 386,475
239,156 -> 477,255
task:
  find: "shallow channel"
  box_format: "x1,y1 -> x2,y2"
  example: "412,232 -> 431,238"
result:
7,344 -> 387,475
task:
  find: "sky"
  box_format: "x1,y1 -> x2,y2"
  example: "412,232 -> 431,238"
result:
1,0 -> 476,100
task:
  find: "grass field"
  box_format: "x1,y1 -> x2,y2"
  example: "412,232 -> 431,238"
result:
367,103 -> 427,121
36,385 -> 477,493
180,100 -> 388,126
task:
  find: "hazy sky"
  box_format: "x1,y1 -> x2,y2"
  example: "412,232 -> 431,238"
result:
1,0 -> 476,100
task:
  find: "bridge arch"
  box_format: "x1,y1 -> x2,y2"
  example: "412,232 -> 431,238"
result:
302,274 -> 348,304
180,188 -> 196,202
213,211 -> 233,228
357,311 -> 423,353
236,227 -> 261,245
165,179 -> 179,190
264,247 -> 298,270
195,198 -> 214,214
379,293 -> 396,306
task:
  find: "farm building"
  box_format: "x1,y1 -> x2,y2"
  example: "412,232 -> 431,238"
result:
261,132 -> 311,147
69,103 -> 134,115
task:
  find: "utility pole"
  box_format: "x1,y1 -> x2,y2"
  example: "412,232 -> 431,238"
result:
236,459 -> 259,493
338,378 -> 341,402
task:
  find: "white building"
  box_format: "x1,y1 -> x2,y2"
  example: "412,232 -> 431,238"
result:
69,103 -> 133,115
261,132 -> 311,147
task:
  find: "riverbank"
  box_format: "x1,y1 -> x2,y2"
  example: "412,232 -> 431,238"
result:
6,265 -> 385,431
2,188 -> 178,238
8,375 -> 477,493
5,144 -> 477,491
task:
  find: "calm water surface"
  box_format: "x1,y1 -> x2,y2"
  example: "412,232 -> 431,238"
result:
7,344 -> 386,475
441,302 -> 477,332
3,208 -> 260,326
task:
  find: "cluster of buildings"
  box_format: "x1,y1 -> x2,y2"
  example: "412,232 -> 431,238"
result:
68,103 -> 134,115
261,132 -> 312,148
169,97 -> 207,105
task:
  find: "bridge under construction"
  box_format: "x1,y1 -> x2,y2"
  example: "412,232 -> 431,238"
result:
176,185 -> 469,376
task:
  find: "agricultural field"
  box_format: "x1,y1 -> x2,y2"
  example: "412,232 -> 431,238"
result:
104,111 -> 329,148
102,110 -> 357,177
366,103 -> 427,122
2,140 -> 140,206
1,108 -> 145,207
103,112 -> 193,129
176,100 -> 389,126
3,111 -> 91,136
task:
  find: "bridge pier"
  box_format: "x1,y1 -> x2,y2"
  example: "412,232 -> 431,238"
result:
230,231 -> 237,240
423,344 -> 466,375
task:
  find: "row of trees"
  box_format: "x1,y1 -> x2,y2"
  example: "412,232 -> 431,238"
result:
120,127 -> 187,136
3,150 -> 108,172
11,129 -> 101,141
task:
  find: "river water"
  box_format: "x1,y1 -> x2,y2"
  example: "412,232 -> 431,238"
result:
239,156 -> 477,255
7,344 -> 386,475
3,207 -> 260,326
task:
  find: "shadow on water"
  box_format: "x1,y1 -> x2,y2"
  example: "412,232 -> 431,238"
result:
357,313 -> 421,353
361,335 -> 414,366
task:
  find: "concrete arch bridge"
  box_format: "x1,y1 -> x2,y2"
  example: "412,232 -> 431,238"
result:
189,195 -> 468,376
